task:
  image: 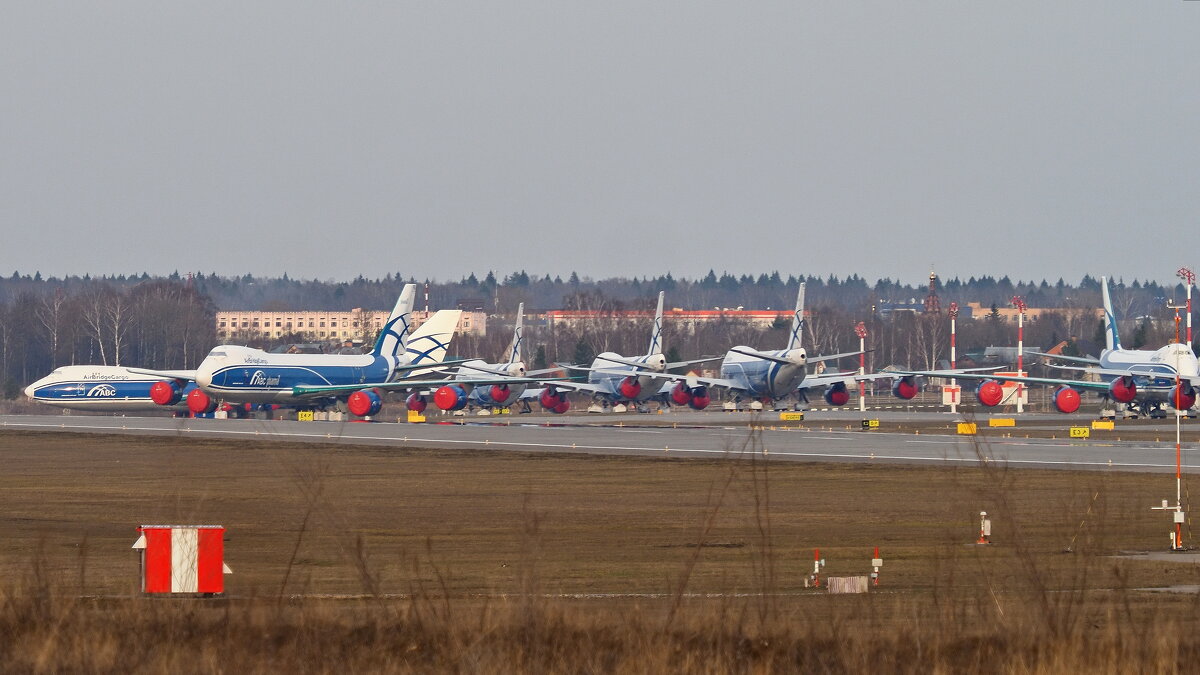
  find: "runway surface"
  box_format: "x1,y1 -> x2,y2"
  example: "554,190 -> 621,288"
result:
3,411 -> 1199,474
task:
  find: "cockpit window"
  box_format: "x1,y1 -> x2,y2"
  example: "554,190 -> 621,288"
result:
208,350 -> 227,357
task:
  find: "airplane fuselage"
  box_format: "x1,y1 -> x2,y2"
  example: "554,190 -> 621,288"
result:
196,346 -> 397,404
25,365 -> 195,412
719,347 -> 807,399
588,352 -> 667,403
1099,343 -> 1199,405
457,359 -> 528,408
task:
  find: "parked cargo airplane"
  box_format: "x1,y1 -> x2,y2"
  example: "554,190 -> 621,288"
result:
137,284 -> 468,417
404,303 -> 565,413
900,276 -> 1200,416
537,291 -> 722,412
608,283 -> 896,410
24,366 -> 198,413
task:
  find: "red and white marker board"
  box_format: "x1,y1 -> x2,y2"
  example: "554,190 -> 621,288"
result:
132,525 -> 230,594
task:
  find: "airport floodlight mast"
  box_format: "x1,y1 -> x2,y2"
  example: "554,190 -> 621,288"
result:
1011,296 -> 1027,414
948,302 -> 960,414
855,322 -> 867,412
1178,267 -> 1194,345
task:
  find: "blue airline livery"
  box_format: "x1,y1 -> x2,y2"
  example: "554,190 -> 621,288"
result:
24,366 -> 197,412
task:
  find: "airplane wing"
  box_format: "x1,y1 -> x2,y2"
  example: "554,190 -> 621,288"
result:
893,369 -> 1114,392
292,376 -> 568,397
807,350 -> 871,364
126,368 -> 198,381
1028,351 -> 1101,365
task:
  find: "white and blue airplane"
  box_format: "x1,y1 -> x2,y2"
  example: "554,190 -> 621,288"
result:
612,283 -> 888,411
542,291 -> 722,412
24,365 -> 199,413
136,284 -> 469,417
412,302 -> 563,413
900,276 -> 1199,415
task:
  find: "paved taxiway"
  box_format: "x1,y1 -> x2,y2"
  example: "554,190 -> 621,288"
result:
3,411 -> 1199,473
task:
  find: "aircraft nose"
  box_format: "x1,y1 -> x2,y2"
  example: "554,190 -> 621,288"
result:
195,363 -> 215,390
23,383 -> 35,399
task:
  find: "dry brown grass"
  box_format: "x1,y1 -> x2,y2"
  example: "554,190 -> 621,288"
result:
2,428 -> 1200,671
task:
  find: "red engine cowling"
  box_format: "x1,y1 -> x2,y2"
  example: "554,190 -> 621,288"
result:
433,385 -> 469,411
824,382 -> 850,406
618,376 -> 642,400
670,382 -> 693,406
490,384 -> 512,404
540,388 -> 570,413
1173,384 -> 1196,411
405,393 -> 427,413
1052,386 -> 1081,414
976,380 -> 1004,407
150,380 -> 183,406
186,389 -> 218,415
1109,376 -> 1137,403
348,389 -> 383,417
892,376 -> 917,400
688,387 -> 710,411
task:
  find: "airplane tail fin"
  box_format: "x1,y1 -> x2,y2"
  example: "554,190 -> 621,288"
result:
405,309 -> 463,369
786,282 -> 806,350
1101,276 -> 1121,351
372,284 -> 416,357
647,291 -> 665,356
506,303 -> 524,364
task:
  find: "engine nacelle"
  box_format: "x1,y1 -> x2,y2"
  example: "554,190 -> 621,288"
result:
976,380 -> 1004,407
618,376 -> 642,400
348,389 -> 383,417
892,376 -> 918,400
688,387 -> 710,411
1109,376 -> 1137,403
1052,386 -> 1081,414
489,384 -> 512,405
186,388 -> 218,415
150,380 -> 183,406
405,393 -> 427,413
433,385 -> 469,411
1173,383 -> 1196,411
670,382 -> 693,407
539,388 -> 570,414
824,382 -> 851,406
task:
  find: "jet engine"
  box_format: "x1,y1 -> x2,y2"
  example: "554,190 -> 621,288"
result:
150,380 -> 183,406
490,384 -> 512,405
433,385 -> 469,411
405,393 -> 428,413
186,389 -> 218,415
539,387 -> 570,414
669,382 -> 710,410
824,382 -> 851,406
347,389 -> 383,417
1173,383 -> 1196,411
1109,376 -> 1137,403
618,376 -> 642,400
1052,386 -> 1081,414
892,376 -> 918,400
976,380 -> 1004,407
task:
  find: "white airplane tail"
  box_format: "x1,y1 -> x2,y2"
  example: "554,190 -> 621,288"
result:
647,291 -> 665,356
786,282 -> 806,350
372,284 -> 416,357
505,303 -> 524,364
406,309 -> 463,367
1101,276 -> 1121,352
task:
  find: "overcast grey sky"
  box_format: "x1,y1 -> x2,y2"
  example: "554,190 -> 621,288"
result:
2,2 -> 1197,286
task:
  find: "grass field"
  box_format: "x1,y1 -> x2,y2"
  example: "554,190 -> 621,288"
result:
3,427 -> 1200,671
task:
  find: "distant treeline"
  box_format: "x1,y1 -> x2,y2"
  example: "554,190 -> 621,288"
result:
0,270 -> 1191,396
1,269 -> 1190,315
